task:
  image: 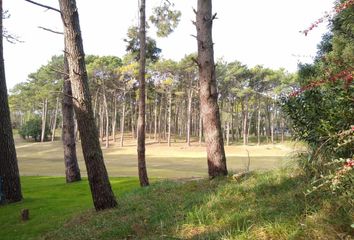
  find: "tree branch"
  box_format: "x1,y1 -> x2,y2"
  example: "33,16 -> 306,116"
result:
24,0 -> 61,14
38,26 -> 63,35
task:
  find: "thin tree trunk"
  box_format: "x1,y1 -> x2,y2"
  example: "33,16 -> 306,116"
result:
243,96 -> 248,145
137,0 -> 149,187
93,88 -> 99,119
257,97 -> 261,146
199,112 -> 203,146
226,121 -> 230,146
186,89 -> 193,146
153,94 -> 158,141
112,92 -> 117,142
0,0 -> 22,203
164,98 -> 168,140
41,98 -> 48,142
99,100 -> 104,143
51,96 -> 60,142
281,116 -> 285,143
59,0 -> 117,211
103,86 -> 109,148
196,0 -> 227,178
158,98 -> 162,143
131,97 -> 136,140
167,90 -> 172,147
120,91 -> 126,147
62,52 -> 81,183
271,100 -> 275,144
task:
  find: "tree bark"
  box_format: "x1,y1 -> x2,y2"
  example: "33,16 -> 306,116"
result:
0,0 -> 22,204
102,85 -> 109,148
167,89 -> 172,147
243,96 -> 249,145
186,89 -> 193,146
153,94 -> 158,142
120,91 -> 126,147
62,52 -> 81,183
196,0 -> 227,178
199,112 -> 203,146
41,98 -> 48,142
257,97 -> 261,146
58,0 -> 117,211
51,96 -> 60,142
137,0 -> 149,187
111,92 -> 117,142
271,100 -> 275,144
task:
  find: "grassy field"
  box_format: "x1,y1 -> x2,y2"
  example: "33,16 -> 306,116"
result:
1,170 -> 352,240
15,133 -> 298,178
6,134 -> 349,239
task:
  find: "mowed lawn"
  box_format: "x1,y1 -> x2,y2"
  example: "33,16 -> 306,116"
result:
15,134 -> 297,178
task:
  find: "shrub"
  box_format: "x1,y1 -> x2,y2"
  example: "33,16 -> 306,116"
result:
19,118 -> 51,141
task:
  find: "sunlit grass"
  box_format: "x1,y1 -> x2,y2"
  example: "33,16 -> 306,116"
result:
14,132 -> 296,178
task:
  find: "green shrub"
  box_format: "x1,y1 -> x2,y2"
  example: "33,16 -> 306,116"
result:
19,118 -> 51,141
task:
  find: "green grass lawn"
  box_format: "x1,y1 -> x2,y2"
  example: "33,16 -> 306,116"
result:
1,170 -> 352,240
0,177 -> 140,240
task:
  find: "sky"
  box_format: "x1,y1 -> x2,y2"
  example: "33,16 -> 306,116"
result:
3,0 -> 335,90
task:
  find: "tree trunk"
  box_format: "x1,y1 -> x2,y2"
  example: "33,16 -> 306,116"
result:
137,0 -> 149,187
62,52 -> 81,183
0,0 -> 22,203
196,0 -> 227,178
59,0 -> 117,211
99,100 -> 104,143
41,98 -> 48,142
153,94 -> 158,141
167,90 -> 172,147
281,116 -> 285,143
102,86 -> 109,148
158,97 -> 162,143
186,89 -> 193,146
243,96 -> 249,145
226,121 -> 230,146
257,97 -> 261,146
131,98 -> 136,140
120,91 -> 126,147
51,96 -> 60,142
199,112 -> 203,146
111,92 -> 117,142
271,100 -> 275,144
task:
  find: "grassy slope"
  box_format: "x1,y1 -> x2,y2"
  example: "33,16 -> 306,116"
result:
1,170 -> 352,240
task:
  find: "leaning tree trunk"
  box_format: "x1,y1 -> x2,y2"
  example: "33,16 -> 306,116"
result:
58,0 -> 117,211
62,52 -> 81,183
196,0 -> 227,178
0,0 -> 22,203
137,0 -> 149,187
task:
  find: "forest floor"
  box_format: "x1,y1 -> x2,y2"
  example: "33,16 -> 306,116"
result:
15,133 -> 300,178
